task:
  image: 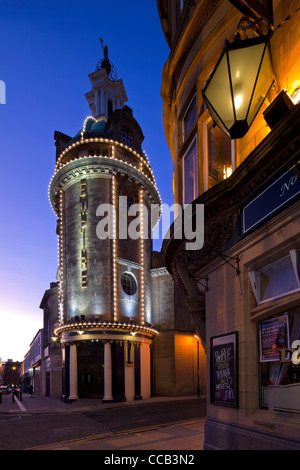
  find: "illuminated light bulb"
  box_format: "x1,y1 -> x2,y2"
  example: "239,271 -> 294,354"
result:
226,167 -> 233,178
291,81 -> 300,105
223,166 -> 233,179
234,94 -> 243,110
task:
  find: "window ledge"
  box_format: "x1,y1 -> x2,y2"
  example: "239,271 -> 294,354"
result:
249,408 -> 300,428
250,291 -> 300,322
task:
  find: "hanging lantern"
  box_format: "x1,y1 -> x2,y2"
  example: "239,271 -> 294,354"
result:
202,35 -> 274,139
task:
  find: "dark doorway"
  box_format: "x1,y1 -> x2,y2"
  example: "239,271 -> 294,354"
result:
77,341 -> 104,398
46,372 -> 50,397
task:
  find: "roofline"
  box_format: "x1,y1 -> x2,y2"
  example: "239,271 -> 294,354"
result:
157,0 -> 172,48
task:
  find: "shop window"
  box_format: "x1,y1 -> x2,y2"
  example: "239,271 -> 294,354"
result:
204,118 -> 235,190
249,251 -> 300,304
183,138 -> 198,205
259,309 -> 300,413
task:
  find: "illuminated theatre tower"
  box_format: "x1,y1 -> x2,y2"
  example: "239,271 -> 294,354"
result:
49,42 -> 161,402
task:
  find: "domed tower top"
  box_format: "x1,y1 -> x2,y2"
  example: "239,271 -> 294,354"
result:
85,39 -> 128,121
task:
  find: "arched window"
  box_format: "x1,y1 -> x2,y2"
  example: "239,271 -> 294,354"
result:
120,128 -> 133,147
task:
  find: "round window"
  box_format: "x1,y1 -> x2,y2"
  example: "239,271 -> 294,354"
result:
121,272 -> 137,296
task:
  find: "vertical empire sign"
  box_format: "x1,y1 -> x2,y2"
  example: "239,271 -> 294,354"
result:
80,179 -> 88,287
210,332 -> 238,407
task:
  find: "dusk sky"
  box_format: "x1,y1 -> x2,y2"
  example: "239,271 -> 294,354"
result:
0,0 -> 173,362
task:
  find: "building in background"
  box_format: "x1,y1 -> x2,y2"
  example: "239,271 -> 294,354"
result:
46,41 -> 202,402
158,0 -> 300,450
21,352 -> 31,393
151,251 -> 206,397
39,282 -> 61,398
0,360 -> 4,385
2,360 -> 21,390
28,330 -> 42,396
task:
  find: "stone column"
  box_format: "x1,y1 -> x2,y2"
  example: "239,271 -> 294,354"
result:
69,343 -> 78,401
134,344 -> 142,400
103,340 -> 113,402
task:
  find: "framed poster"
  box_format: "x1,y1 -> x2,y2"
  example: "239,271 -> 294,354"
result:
259,314 -> 289,362
210,332 -> 238,407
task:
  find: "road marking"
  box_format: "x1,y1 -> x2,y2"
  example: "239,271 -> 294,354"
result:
24,417 -> 205,450
14,396 -> 27,413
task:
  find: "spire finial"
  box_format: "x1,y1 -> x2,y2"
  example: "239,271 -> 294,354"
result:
99,38 -> 109,61
96,38 -> 117,81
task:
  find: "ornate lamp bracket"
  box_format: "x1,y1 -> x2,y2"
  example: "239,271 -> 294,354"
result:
234,15 -> 274,41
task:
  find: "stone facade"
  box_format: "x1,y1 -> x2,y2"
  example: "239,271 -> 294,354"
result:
151,252 -> 206,396
158,0 -> 300,450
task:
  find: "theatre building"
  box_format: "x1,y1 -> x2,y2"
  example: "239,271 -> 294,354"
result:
158,0 -> 300,450
47,42 -> 204,402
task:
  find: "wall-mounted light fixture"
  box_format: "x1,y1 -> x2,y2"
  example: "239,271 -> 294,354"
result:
202,18 -> 274,139
263,89 -> 294,129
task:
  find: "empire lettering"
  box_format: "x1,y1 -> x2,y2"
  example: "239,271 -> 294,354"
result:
80,179 -> 88,287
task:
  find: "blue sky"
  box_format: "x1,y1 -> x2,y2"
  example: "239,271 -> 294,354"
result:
0,0 -> 173,362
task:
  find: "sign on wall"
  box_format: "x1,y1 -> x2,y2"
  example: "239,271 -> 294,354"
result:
259,314 -> 290,362
210,332 -> 238,407
241,169 -> 300,236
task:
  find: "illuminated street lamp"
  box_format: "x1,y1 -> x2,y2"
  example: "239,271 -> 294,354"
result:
202,34 -> 274,139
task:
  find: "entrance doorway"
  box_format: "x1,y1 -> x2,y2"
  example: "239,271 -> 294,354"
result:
77,341 -> 104,398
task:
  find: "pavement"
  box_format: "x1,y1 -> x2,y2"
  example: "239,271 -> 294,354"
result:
0,392 -> 206,451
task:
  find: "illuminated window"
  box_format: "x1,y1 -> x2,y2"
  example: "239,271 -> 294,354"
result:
121,272 -> 137,296
183,138 -> 198,205
120,128 -> 133,147
204,118 -> 235,190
